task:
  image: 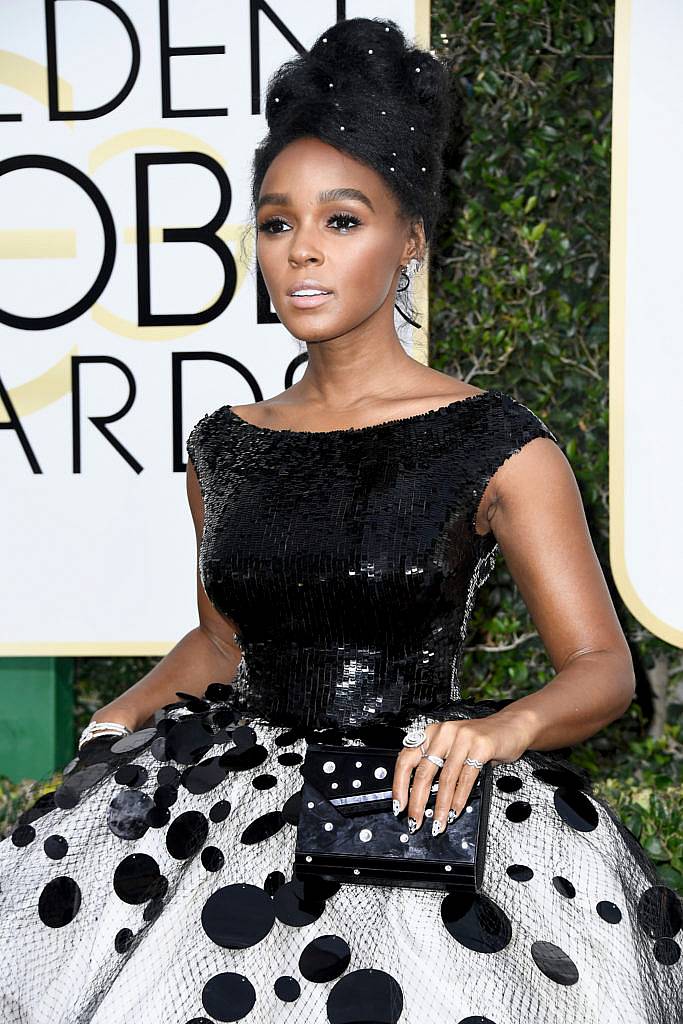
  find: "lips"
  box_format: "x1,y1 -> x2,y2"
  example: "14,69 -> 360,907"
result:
288,291 -> 334,309
287,279 -> 333,296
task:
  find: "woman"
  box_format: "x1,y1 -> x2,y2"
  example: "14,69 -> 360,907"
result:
1,16 -> 681,1024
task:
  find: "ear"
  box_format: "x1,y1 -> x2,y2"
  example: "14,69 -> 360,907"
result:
401,217 -> 427,265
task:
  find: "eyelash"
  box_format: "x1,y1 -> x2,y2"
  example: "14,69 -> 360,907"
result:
257,212 -> 362,235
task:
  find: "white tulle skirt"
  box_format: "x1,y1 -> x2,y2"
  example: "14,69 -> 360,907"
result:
0,691 -> 681,1024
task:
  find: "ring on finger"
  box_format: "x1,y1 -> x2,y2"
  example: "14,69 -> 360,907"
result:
422,753 -> 445,768
463,756 -> 485,769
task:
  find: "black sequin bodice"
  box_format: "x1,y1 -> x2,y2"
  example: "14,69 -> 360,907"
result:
186,389 -> 559,731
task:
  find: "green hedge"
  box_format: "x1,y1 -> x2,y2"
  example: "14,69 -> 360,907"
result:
428,0 -> 683,893
2,1 -> 681,896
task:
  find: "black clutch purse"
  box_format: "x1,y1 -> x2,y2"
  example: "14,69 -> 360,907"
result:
294,742 -> 493,892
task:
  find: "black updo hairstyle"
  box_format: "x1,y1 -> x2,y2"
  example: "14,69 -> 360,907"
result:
244,16 -> 469,332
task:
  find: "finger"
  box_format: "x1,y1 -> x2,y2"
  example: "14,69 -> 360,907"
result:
449,763 -> 484,820
391,724 -> 438,815
432,739 -> 487,834
391,747 -> 422,816
406,741 -> 450,833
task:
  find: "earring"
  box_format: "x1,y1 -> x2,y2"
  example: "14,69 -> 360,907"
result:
394,262 -> 423,329
397,265 -> 410,292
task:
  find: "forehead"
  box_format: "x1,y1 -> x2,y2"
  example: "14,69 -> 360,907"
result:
259,137 -> 390,207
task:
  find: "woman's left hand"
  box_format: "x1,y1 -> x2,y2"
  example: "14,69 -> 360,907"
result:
391,714 -> 533,836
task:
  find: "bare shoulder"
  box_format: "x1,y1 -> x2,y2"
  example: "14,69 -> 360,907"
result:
476,431 -> 573,537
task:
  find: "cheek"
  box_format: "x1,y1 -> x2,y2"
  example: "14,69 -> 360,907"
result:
337,234 -> 398,295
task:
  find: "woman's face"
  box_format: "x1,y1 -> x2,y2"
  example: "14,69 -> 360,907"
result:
256,136 -> 422,344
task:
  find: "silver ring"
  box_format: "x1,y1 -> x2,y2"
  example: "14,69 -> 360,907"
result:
463,756 -> 485,769
402,728 -> 427,748
422,753 -> 445,768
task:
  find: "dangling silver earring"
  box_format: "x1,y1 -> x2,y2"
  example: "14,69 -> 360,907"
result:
394,261 -> 422,329
397,264 -> 410,293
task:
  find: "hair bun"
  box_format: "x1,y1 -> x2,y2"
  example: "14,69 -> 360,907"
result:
254,16 -> 469,249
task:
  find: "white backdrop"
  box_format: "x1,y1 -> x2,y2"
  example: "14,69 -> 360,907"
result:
0,0 -> 429,654
611,0 -> 683,648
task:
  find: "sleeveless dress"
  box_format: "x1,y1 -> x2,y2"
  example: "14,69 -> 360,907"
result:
1,388 -> 681,1024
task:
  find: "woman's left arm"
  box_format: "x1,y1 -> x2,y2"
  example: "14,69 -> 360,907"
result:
393,435 -> 636,832
482,434 -> 635,750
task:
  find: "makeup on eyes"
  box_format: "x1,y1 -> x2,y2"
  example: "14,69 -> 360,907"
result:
257,211 -> 363,234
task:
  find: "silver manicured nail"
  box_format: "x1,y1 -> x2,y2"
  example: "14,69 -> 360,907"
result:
408,817 -> 417,834
392,799 -> 401,817
432,819 -> 443,837
447,809 -> 456,824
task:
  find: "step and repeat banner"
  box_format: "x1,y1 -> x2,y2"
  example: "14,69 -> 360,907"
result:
0,0 -> 430,654
610,0 -> 683,648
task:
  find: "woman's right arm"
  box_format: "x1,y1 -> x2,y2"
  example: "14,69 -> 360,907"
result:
87,455 -> 242,734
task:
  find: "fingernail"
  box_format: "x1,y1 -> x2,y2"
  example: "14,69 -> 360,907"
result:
392,799 -> 401,817
432,818 -> 443,837
447,809 -> 457,824
408,817 -> 418,834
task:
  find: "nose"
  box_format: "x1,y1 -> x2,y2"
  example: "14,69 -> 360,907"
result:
287,221 -> 324,267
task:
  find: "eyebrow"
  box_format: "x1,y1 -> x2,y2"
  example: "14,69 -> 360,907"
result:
257,187 -> 375,214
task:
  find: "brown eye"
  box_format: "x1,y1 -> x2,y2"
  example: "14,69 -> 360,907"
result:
328,212 -> 362,232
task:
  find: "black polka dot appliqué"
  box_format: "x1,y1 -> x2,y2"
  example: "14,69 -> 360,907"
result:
252,773 -> 277,790
113,853 -> 162,904
201,883 -> 275,948
43,835 -> 68,860
441,891 -> 513,953
201,846 -> 224,871
326,968 -> 404,1023
552,876 -> 576,899
38,876 -> 82,928
507,864 -> 534,882
11,825 -> 35,848
298,934 -> 351,982
240,810 -> 286,845
596,900 -> 622,923
107,789 -> 155,841
209,799 -> 231,823
654,938 -> 681,966
637,885 -> 683,939
202,971 -> 256,1021
274,975 -> 301,1001
166,810 -> 209,859
273,880 -> 326,928
505,801 -> 532,823
496,775 -> 523,793
530,940 -> 579,985
457,1017 -> 498,1024
553,788 -> 599,832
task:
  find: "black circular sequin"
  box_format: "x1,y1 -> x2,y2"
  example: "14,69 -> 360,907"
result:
43,835 -> 68,860
38,876 -> 82,928
505,801 -> 532,823
201,883 -> 276,948
597,900 -> 622,923
637,885 -> 683,939
202,972 -> 256,1021
166,810 -> 209,859
113,854 -> 161,904
553,788 -> 599,832
552,876 -> 576,899
441,892 -> 512,953
506,865 -> 533,882
326,969 -> 403,1023
530,941 -> 579,985
299,934 -> 351,982
496,775 -> 523,793
274,975 -> 301,1001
